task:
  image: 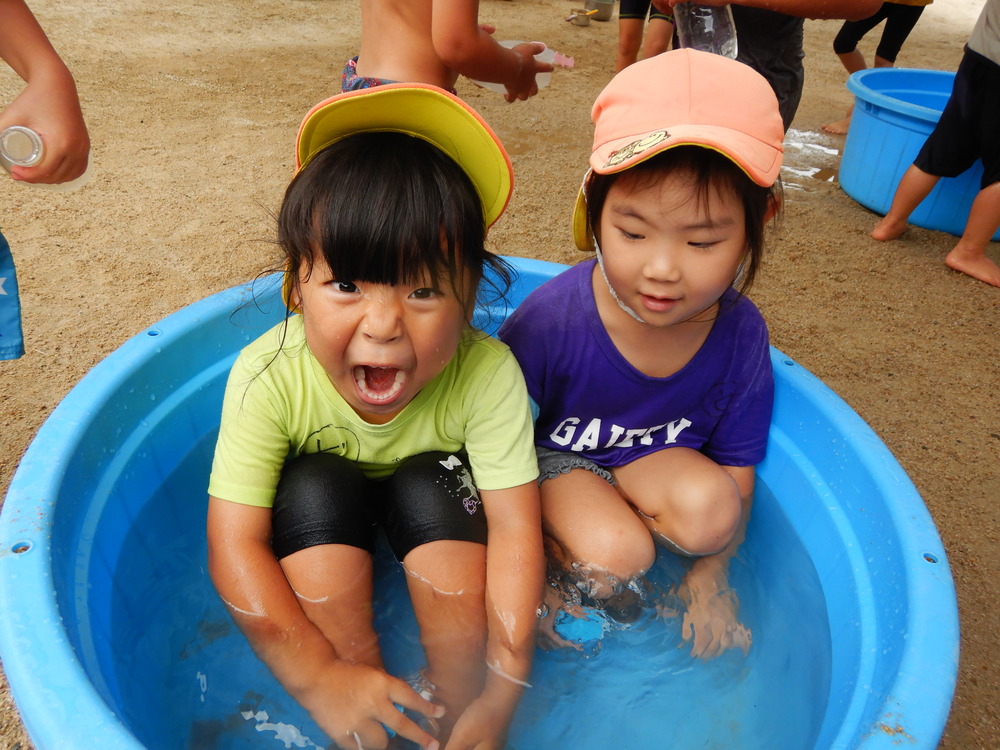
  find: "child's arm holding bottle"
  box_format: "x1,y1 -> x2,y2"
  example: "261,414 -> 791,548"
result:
446,481 -> 544,750
676,464 -> 754,660
653,0 -> 881,22
206,497 -> 444,750
0,0 -> 89,184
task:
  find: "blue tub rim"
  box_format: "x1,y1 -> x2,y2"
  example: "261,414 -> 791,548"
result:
846,67 -> 955,125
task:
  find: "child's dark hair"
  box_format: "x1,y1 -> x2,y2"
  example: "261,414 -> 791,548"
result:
584,146 -> 781,294
278,131 -> 512,311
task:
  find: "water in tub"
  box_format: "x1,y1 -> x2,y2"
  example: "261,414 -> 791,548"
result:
109,435 -> 830,749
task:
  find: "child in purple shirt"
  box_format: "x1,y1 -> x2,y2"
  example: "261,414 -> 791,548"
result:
499,49 -> 784,659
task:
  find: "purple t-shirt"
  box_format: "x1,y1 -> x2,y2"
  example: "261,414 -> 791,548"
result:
498,259 -> 774,469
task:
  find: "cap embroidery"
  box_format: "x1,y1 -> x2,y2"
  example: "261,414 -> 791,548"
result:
604,130 -> 669,169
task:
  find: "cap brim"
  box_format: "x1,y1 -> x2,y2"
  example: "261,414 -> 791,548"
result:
574,126 -> 782,253
297,84 -> 513,228
590,123 -> 782,187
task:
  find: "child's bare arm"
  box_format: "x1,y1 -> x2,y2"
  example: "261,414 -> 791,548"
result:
430,0 -> 551,102
206,496 -> 443,750
653,0 -> 881,21
0,0 -> 89,183
445,481 -> 544,749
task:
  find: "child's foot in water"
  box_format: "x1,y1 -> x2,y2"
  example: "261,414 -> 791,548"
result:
603,588 -> 644,624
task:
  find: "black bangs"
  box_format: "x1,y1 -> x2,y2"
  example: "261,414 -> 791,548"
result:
279,131 -> 487,293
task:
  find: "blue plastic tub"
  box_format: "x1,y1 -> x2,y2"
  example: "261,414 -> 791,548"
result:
0,258 -> 958,749
840,67 -> 1000,241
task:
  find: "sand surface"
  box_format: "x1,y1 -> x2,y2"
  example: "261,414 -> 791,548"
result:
0,0 -> 997,747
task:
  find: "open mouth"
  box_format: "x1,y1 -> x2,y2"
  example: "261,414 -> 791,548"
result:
353,365 -> 406,403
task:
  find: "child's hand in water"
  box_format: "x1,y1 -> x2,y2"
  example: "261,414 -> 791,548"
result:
675,566 -> 752,660
443,695 -> 512,750
304,660 -> 444,749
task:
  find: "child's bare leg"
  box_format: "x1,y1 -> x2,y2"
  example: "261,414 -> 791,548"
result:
616,18 -> 645,72
642,18 -> 673,59
823,49 -> 867,134
613,450 -> 751,657
872,164 -> 941,241
944,181 -> 1000,286
541,468 -> 656,597
403,540 -> 488,735
837,48 -> 867,75
612,447 -> 741,557
279,544 -> 383,667
823,53 -> 894,135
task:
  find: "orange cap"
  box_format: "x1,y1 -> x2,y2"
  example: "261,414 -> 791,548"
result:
573,48 -> 784,251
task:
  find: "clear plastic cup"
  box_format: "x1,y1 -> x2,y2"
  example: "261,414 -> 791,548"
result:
0,125 -> 92,191
470,40 -> 555,93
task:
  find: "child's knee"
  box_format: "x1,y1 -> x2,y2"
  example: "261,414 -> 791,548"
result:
403,539 -> 487,595
657,476 -> 742,556
384,451 -> 488,560
567,521 -> 657,585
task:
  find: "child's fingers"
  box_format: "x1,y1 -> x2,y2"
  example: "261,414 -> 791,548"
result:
379,705 -> 441,750
390,678 -> 443,716
732,623 -> 752,656
384,679 -> 445,748
682,613 -> 716,659
687,619 -> 751,660
698,629 -> 727,659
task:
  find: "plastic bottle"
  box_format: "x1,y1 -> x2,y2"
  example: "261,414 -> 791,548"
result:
673,3 -> 738,59
469,41 -> 556,94
0,125 -> 92,191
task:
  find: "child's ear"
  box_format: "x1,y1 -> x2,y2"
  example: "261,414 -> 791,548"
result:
281,267 -> 302,312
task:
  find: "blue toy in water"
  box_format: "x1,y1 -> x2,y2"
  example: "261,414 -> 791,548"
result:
0,257 -> 957,749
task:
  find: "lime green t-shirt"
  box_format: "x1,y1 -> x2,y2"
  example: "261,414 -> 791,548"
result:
208,315 -> 538,508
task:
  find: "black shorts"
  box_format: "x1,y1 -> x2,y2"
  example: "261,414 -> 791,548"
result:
832,2 -> 926,63
271,451 -> 488,561
619,0 -> 673,23
915,48 -> 1000,189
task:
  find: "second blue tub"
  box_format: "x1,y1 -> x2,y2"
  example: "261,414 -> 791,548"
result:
840,67 -> 1000,242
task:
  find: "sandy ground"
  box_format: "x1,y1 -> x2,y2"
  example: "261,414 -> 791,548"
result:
0,0 -> 996,747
